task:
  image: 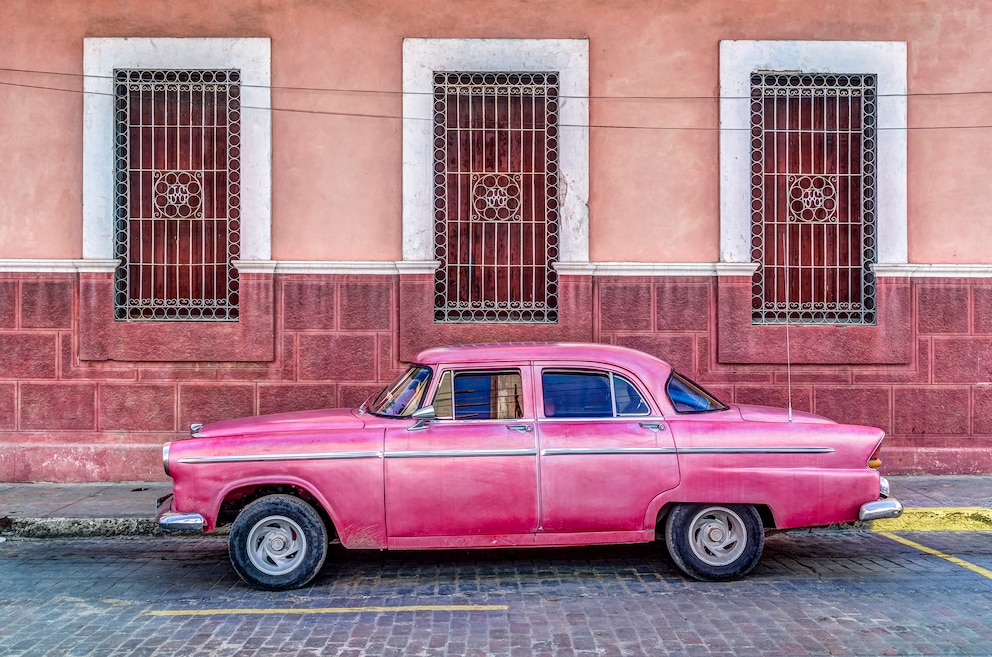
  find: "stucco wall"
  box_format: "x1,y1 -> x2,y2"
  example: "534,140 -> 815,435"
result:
1,0 -> 991,481
2,0 -> 992,263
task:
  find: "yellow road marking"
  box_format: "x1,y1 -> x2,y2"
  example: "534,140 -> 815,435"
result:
871,507 -> 992,532
880,532 -> 992,581
147,604 -> 508,617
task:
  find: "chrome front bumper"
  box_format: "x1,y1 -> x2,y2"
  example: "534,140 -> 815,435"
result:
155,494 -> 205,531
859,476 -> 904,521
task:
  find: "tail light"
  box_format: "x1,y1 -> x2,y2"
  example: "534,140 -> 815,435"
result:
868,443 -> 883,469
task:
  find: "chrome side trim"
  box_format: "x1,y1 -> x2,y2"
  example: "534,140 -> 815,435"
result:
162,443 -> 171,477
541,447 -> 678,456
539,416 -> 659,423
177,451 -> 382,465
385,449 -> 538,459
176,446 -> 832,464
158,512 -> 205,531
860,498 -> 904,521
677,447 -> 835,455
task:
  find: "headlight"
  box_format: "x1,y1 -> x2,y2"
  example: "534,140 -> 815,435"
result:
163,443 -> 172,477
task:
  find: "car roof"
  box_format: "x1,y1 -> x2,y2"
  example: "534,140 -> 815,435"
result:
412,342 -> 670,371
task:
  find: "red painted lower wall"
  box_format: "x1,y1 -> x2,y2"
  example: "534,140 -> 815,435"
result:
0,270 -> 989,481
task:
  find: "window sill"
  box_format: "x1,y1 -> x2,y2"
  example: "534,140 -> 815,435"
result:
79,271 -> 274,362
716,274 -> 912,365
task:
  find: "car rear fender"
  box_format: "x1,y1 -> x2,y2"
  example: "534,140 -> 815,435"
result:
648,497 -> 776,535
647,467 -> 881,530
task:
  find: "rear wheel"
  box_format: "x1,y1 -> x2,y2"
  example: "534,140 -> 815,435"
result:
664,503 -> 764,581
229,494 -> 328,590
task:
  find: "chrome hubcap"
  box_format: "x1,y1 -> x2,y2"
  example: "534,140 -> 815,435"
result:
688,507 -> 747,567
246,515 -> 307,576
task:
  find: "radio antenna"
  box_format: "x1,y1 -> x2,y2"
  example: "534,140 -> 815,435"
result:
784,229 -> 794,423
785,304 -> 794,423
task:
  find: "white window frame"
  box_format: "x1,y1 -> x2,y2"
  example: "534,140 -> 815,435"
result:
719,40 -> 907,268
402,38 -> 589,270
83,38 -> 272,263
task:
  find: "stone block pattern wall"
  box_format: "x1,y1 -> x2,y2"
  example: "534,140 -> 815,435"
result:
596,276 -> 992,475
0,271 -> 989,481
0,272 -> 401,482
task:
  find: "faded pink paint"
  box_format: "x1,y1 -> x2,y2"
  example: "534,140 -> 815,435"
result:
161,343 -> 890,553
149,348 -> 899,589
1,1 -> 992,482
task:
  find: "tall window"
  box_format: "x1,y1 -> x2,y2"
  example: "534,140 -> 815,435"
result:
114,69 -> 241,321
433,72 -> 559,323
750,73 -> 877,324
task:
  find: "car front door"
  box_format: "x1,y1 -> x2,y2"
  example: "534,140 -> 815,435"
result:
536,366 -> 681,533
384,366 -> 539,539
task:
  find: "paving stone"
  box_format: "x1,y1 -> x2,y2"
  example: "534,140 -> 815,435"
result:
1,533 -> 991,656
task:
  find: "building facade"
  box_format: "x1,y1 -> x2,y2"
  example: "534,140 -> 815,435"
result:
1,0 -> 990,481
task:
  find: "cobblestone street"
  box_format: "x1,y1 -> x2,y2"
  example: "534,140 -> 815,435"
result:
1,531 -> 991,656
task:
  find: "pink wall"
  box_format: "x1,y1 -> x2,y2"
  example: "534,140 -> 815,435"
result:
1,1 -> 991,480
1,271 -> 989,481
2,0 -> 991,263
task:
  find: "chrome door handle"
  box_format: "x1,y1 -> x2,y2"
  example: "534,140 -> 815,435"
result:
639,422 -> 665,432
507,424 -> 533,433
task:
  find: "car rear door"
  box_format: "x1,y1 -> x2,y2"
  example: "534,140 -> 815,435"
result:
535,365 -> 680,533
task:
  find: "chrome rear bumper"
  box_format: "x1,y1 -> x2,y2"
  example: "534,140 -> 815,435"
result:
859,476 -> 903,521
859,498 -> 904,521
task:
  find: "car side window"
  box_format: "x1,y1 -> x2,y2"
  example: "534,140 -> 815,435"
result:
542,370 -> 650,418
614,375 -> 650,415
432,370 -> 523,420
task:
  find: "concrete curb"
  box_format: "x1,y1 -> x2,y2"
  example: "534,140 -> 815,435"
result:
3,517 -> 167,538
0,518 -> 230,539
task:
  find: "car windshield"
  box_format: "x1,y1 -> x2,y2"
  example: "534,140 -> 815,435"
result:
666,371 -> 728,413
366,365 -> 433,417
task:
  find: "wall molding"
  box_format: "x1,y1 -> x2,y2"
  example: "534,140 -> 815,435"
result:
719,40 -> 908,265
871,263 -> 992,278
3,259 -> 991,278
402,38 -> 590,264
82,37 -> 272,261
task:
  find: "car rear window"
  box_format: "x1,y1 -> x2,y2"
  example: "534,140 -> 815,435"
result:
666,371 -> 728,413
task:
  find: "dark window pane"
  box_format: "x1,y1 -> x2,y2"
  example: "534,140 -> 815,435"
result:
542,372 -> 613,419
449,371 -> 523,420
614,375 -> 649,415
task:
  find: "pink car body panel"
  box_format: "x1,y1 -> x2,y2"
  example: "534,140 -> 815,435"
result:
161,342 -> 890,549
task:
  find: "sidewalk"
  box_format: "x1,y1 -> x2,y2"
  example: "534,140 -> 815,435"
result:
0,476 -> 989,538
0,481 -> 174,538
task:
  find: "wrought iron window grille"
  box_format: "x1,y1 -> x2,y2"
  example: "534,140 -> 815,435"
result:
750,73 -> 877,325
433,72 -> 560,323
113,69 -> 241,321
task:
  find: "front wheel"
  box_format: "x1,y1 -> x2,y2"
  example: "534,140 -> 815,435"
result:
229,494 -> 328,590
664,503 -> 764,581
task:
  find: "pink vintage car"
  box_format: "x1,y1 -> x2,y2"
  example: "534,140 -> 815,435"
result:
156,342 -> 902,590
